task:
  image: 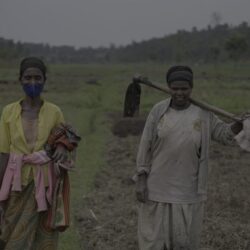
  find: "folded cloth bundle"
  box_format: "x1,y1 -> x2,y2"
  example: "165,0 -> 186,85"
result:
44,123 -> 81,232
46,171 -> 70,232
44,123 -> 81,158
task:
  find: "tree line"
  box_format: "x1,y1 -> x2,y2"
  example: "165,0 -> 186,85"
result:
0,22 -> 249,64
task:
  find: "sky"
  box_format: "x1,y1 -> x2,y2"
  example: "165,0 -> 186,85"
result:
0,0 -> 250,48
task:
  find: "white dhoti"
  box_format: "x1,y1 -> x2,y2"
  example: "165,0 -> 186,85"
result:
138,200 -> 204,250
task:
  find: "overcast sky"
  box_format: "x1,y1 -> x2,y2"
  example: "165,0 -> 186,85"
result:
0,0 -> 249,48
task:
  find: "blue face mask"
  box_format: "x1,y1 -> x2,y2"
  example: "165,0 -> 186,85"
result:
22,83 -> 44,98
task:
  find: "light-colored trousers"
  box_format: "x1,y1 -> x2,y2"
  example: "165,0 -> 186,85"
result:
138,200 -> 204,250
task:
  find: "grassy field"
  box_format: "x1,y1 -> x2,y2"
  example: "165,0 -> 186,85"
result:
0,61 -> 250,249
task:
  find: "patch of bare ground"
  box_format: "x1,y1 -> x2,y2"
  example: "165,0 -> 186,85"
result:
76,136 -> 139,250
76,116 -> 250,250
203,143 -> 250,250
112,116 -> 145,137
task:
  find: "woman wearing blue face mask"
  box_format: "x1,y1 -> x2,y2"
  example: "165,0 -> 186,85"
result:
0,57 -> 71,249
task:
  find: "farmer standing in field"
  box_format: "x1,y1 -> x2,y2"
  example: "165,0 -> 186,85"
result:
0,57 -> 80,249
135,65 -> 243,250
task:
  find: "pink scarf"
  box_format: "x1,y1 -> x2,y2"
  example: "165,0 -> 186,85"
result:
0,151 -> 55,212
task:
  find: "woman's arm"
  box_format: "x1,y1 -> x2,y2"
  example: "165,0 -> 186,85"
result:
0,153 -> 9,188
0,108 -> 10,187
136,108 -> 156,202
136,109 -> 156,175
0,153 -> 9,226
210,113 -> 241,145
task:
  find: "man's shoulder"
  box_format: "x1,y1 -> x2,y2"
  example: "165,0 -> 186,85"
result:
0,101 -> 22,122
2,101 -> 20,113
190,104 -> 211,118
43,101 -> 62,113
152,98 -> 171,111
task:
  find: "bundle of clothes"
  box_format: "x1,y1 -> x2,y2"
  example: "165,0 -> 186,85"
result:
45,123 -> 81,231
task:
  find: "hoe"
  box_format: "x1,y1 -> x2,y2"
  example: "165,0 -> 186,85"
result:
123,75 -> 250,151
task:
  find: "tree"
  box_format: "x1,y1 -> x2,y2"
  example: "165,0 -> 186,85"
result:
210,12 -> 222,27
225,34 -> 248,61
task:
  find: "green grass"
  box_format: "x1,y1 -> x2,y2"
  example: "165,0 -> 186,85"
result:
0,61 -> 250,249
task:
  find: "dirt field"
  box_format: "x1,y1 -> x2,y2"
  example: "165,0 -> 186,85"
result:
76,117 -> 250,250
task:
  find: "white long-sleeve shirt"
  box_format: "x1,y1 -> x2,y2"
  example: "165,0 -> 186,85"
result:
136,98 -> 235,203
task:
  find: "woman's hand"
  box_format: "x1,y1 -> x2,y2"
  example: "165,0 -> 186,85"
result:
52,144 -> 67,162
136,173 -> 148,203
231,121 -> 243,135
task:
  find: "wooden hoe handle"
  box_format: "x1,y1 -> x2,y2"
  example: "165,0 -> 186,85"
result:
134,75 -> 241,122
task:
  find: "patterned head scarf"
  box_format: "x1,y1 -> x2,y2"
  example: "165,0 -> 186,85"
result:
166,65 -> 193,87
